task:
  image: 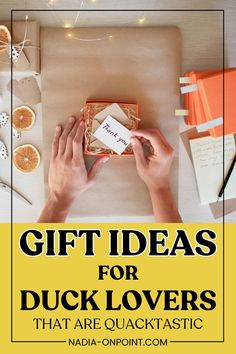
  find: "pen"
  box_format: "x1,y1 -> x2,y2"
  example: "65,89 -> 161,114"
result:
218,152 -> 236,201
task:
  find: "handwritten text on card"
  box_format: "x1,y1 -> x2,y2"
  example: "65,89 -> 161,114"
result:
93,115 -> 132,155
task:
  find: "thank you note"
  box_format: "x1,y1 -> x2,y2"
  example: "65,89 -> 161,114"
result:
93,115 -> 132,155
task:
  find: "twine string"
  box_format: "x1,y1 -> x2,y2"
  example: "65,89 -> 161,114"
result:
0,18 -> 39,65
18,14 -> 28,58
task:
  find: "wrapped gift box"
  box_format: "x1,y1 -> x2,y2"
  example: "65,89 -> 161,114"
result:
0,20 -> 40,74
84,100 -> 139,155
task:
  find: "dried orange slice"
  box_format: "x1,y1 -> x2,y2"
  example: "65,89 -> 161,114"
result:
13,144 -> 40,173
0,25 -> 11,52
12,106 -> 35,131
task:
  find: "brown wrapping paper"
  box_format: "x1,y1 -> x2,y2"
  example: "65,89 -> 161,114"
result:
41,27 -> 181,217
0,21 -> 40,74
7,76 -> 41,105
180,127 -> 236,219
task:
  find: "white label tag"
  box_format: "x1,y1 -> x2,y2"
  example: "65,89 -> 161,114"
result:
93,115 -> 132,155
180,83 -> 198,94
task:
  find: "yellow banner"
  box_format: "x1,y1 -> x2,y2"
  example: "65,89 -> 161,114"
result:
0,223 -> 235,353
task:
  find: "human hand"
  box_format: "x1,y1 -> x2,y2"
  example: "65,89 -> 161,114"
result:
131,129 -> 181,222
48,116 -> 110,209
131,128 -> 174,192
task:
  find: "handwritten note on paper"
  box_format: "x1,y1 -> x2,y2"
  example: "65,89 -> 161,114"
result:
190,135 -> 236,204
93,115 -> 132,155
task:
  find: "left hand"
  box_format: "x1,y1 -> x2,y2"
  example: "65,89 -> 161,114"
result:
48,116 -> 110,208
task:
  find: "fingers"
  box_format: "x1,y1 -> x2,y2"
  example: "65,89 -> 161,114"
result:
88,156 -> 110,182
64,118 -> 82,158
132,129 -> 172,155
51,125 -> 62,158
58,116 -> 76,156
131,137 -> 147,168
72,120 -> 85,161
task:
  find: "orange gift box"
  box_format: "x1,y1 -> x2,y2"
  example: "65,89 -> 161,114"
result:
84,100 -> 139,156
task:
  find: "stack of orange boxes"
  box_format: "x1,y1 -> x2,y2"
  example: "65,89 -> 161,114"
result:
183,68 -> 236,137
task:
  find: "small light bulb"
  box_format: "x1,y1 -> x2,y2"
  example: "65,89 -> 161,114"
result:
64,23 -> 71,28
109,35 -> 113,38
138,17 -> 146,24
67,33 -> 72,38
25,15 -> 28,20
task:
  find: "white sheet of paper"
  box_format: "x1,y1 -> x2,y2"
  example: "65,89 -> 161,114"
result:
190,135 -> 236,204
94,103 -> 129,124
93,115 -> 132,155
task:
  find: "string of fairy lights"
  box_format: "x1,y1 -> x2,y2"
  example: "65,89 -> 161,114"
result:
46,0 -> 147,42
0,0 -> 148,62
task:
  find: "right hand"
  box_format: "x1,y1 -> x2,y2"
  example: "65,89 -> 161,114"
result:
131,128 -> 175,192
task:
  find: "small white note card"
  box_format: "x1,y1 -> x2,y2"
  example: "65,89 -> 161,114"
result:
93,115 -> 132,155
190,134 -> 236,204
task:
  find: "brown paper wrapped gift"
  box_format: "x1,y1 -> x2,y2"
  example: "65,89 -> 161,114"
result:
0,21 -> 40,74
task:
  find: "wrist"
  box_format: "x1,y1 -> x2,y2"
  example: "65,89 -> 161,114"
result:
147,181 -> 171,195
47,192 -> 73,213
38,192 -> 72,223
147,182 -> 182,223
